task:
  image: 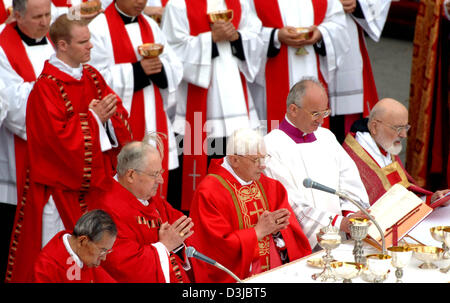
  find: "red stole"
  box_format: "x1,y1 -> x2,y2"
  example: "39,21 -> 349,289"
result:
0,1 -> 8,23
181,0 -> 247,211
0,22 -> 36,211
253,0 -> 328,132
104,4 -> 169,197
51,0 -> 88,7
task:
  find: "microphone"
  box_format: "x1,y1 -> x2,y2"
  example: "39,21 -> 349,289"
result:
185,246 -> 242,283
302,178 -> 387,254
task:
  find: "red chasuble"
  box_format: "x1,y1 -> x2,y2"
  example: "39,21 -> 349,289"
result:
90,179 -> 191,283
103,4 -> 170,197
343,133 -> 433,206
189,158 -> 312,282
180,0 -> 249,211
253,0 -> 328,131
5,61 -> 132,283
33,231 -> 116,283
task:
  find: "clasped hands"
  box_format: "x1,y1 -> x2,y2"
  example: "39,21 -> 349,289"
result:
158,215 -> 194,252
277,25 -> 322,48
89,93 -> 118,124
254,208 -> 291,241
211,20 -> 240,43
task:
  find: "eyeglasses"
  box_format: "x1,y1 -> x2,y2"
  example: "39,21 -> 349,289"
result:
375,119 -> 411,135
90,241 -> 113,257
237,154 -> 271,165
135,168 -> 165,179
296,104 -> 331,119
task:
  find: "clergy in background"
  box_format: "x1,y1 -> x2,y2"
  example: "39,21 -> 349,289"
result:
161,0 -> 264,211
0,0 -> 54,282
189,128 -> 312,283
88,0 -> 183,200
33,210 -> 117,283
6,14 -> 132,282
342,98 -> 450,206
250,0 -> 349,132
90,134 -> 194,283
263,78 -> 369,250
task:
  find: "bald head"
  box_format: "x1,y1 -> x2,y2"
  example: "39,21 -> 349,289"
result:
368,98 -> 409,155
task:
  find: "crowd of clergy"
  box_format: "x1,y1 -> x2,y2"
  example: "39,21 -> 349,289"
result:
0,0 -> 449,283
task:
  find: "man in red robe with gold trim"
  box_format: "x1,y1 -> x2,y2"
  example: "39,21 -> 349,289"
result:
5,14 -> 132,282
90,135 -> 194,283
189,128 -> 312,283
343,98 -> 449,206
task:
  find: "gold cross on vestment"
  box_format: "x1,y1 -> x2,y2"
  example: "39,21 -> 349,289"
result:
261,256 -> 270,271
249,201 -> 265,219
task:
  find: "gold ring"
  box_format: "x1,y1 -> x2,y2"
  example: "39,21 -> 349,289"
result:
276,219 -> 281,225
179,232 -> 184,237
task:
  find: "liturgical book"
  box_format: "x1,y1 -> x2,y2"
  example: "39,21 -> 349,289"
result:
366,184 -> 433,248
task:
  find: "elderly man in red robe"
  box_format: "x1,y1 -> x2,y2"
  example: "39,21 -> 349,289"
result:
90,135 -> 194,283
6,14 -> 132,282
342,98 -> 450,206
188,128 -> 312,283
33,210 -> 117,283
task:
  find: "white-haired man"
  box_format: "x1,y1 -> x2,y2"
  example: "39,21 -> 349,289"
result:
263,78 -> 369,250
342,98 -> 450,205
188,128 -> 312,283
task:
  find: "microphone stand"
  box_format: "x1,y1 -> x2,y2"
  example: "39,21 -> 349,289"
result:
214,263 -> 243,283
336,191 -> 387,255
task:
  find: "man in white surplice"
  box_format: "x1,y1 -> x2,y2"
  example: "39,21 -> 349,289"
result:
250,0 -> 350,131
161,0 -> 263,210
263,78 -> 369,249
327,0 -> 391,142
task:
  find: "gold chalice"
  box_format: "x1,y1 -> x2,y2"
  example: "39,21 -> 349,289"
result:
366,254 -> 392,283
349,217 -> 370,265
330,261 -> 365,283
80,0 -> 101,15
138,43 -> 164,58
293,27 -> 312,56
387,246 -> 412,283
412,246 -> 443,269
208,9 -> 233,23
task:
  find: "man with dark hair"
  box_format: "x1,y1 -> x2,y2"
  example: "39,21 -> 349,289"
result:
33,209 -> 117,283
5,13 -> 131,282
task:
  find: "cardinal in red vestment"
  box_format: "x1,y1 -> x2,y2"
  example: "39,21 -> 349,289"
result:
189,128 -> 312,283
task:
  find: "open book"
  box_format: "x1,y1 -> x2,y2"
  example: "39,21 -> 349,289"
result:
366,184 -> 433,248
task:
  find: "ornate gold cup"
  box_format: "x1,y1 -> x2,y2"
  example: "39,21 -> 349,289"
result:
80,0 -> 101,15
387,246 -> 412,283
208,9 -> 233,23
350,217 -> 370,265
330,261 -> 365,283
366,254 -> 392,283
138,43 -> 164,58
412,246 -> 443,269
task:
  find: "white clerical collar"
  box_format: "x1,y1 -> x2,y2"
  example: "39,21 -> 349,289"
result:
355,131 -> 392,167
222,157 -> 253,186
285,115 -> 311,136
63,233 -> 84,268
115,3 -> 137,22
49,54 -> 83,80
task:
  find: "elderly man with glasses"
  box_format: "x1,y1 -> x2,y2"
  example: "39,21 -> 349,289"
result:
343,98 -> 450,206
263,77 -> 370,251
188,128 -> 312,282
90,134 -> 194,283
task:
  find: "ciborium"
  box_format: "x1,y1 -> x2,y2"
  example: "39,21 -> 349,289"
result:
387,246 -> 412,283
330,261 -> 364,283
412,246 -> 443,269
311,217 -> 342,282
349,217 -> 370,265
366,254 -> 391,283
208,9 -> 233,23
138,43 -> 164,58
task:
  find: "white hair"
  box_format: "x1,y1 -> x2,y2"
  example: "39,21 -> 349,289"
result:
226,128 -> 265,156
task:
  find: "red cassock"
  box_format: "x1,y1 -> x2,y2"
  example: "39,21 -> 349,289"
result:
6,61 -> 132,282
188,158 -> 312,283
33,230 -> 116,283
343,132 -> 433,205
90,179 -> 191,283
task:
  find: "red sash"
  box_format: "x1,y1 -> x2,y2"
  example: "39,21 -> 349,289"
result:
0,1 -> 8,24
51,0 -> 88,7
0,23 -> 36,211
253,0 -> 328,131
104,4 -> 169,198
181,0 -> 245,211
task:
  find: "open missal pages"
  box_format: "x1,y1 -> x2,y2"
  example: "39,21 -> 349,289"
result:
366,184 -> 433,248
